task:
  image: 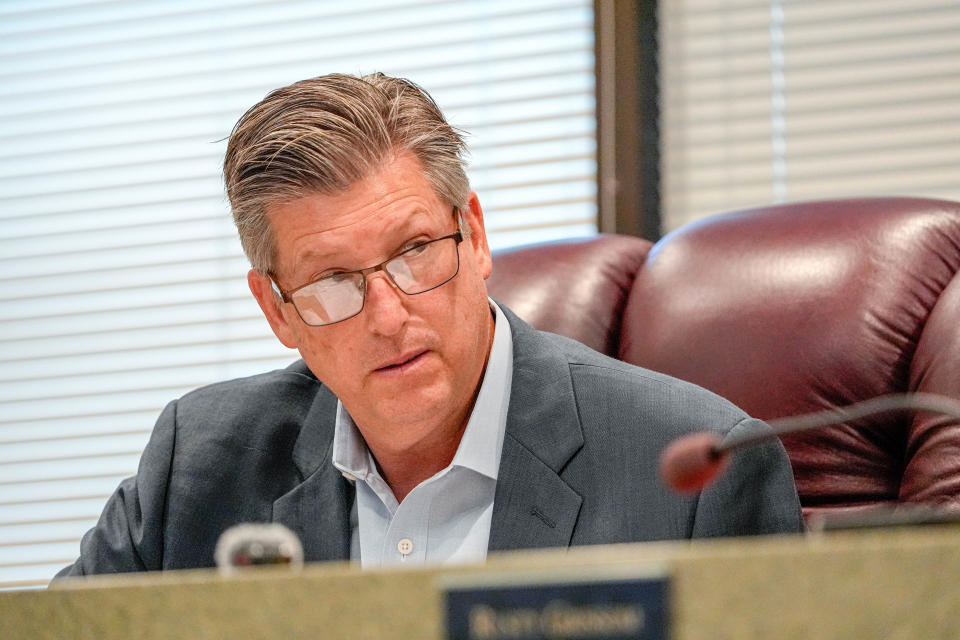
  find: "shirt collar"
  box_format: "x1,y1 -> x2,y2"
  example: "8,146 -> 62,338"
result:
332,299 -> 513,482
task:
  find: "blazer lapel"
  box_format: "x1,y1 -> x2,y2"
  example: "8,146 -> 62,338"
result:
488,306 -> 584,552
272,382 -> 354,563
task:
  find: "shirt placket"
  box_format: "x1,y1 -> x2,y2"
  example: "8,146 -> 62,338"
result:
379,480 -> 437,565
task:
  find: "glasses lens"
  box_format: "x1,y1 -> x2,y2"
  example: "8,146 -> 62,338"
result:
292,273 -> 365,325
387,237 -> 459,294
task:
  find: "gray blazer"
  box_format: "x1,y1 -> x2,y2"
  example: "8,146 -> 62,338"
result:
57,305 -> 802,577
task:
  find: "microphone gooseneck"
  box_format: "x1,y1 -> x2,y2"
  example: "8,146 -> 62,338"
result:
659,393 -> 960,493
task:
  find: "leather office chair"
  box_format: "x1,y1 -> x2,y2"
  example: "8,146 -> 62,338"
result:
488,197 -> 960,520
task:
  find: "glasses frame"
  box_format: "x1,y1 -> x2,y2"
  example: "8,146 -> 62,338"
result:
268,207 -> 465,326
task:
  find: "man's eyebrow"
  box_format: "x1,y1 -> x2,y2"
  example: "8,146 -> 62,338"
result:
297,246 -> 337,264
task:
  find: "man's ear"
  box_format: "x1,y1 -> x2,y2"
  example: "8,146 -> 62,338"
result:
248,269 -> 298,349
462,192 -> 493,279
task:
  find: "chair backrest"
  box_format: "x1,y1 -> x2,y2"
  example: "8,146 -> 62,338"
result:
487,233 -> 653,356
489,197 -> 960,518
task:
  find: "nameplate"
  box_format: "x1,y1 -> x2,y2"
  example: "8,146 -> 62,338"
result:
442,568 -> 669,640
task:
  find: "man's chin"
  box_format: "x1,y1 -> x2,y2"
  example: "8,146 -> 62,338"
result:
365,385 -> 459,429
380,394 -> 448,422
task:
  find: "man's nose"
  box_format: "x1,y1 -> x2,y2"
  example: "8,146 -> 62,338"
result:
363,270 -> 409,336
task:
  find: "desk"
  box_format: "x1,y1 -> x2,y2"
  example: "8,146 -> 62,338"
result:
2,526 -> 958,639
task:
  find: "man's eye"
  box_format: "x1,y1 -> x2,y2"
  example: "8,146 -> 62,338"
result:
322,272 -> 353,285
403,242 -> 430,257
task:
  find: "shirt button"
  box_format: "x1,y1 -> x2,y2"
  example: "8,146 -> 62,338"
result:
397,538 -> 414,555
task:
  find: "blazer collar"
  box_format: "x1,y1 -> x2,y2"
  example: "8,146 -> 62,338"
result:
488,304 -> 584,552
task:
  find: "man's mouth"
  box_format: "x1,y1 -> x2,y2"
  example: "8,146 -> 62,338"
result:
375,350 -> 428,373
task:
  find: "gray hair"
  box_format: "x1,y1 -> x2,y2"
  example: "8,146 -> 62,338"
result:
223,72 -> 471,273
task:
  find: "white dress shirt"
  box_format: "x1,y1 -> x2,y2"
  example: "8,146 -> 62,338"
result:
331,300 -> 513,568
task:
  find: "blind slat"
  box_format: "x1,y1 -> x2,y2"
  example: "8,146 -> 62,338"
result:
660,0 -> 960,228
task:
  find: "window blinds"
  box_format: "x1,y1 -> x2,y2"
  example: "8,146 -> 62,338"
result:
659,0 -> 960,230
0,0 -> 596,589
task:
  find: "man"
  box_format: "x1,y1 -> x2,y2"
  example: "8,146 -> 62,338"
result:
58,73 -> 801,576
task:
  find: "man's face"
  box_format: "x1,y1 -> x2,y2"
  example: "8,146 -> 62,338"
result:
248,152 -> 494,454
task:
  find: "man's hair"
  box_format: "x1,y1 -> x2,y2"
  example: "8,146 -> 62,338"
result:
223,72 -> 471,273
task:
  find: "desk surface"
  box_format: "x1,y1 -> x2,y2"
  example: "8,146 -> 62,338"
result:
3,526 -> 959,639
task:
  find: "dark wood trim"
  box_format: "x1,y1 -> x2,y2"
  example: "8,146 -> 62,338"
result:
594,0 -> 661,240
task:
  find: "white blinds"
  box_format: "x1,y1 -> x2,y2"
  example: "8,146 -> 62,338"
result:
0,0 -> 596,589
659,0 -> 960,230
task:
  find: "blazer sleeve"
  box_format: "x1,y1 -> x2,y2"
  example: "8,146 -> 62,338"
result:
691,417 -> 805,537
53,400 -> 179,579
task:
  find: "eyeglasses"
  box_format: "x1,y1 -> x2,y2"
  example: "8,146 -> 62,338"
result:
269,209 -> 464,326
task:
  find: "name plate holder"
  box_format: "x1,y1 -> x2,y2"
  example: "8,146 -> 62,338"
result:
442,566 -> 670,640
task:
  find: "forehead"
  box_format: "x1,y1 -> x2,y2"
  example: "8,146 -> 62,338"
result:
294,208 -> 441,263
266,153 -> 450,275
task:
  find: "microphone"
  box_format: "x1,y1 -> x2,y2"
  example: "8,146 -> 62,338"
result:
659,393 -> 960,493
214,523 -> 304,574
